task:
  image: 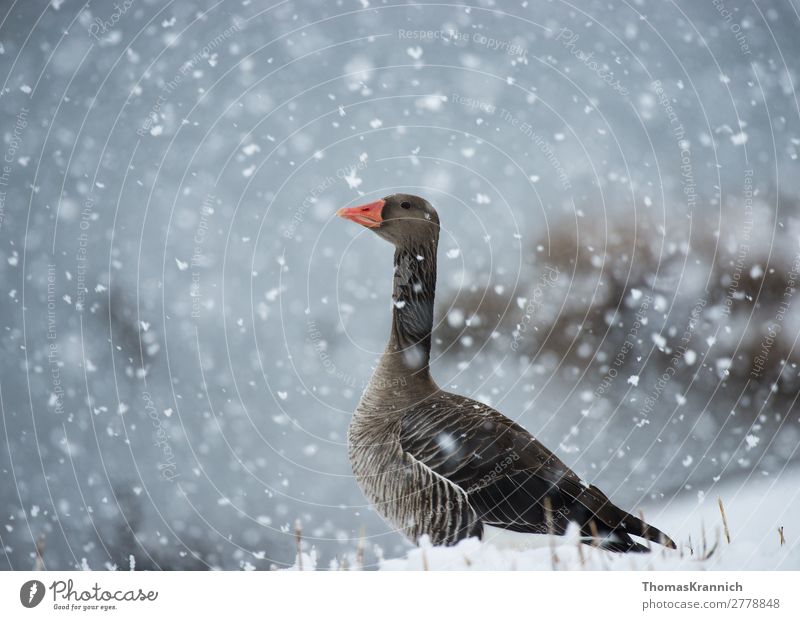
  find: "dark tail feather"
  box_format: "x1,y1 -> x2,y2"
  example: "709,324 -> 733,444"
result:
571,483 -> 677,552
618,510 -> 677,549
581,507 -> 677,553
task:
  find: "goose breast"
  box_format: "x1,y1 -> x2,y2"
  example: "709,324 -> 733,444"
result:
348,408 -> 481,545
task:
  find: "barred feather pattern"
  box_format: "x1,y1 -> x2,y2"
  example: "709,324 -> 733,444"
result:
348,410 -> 482,545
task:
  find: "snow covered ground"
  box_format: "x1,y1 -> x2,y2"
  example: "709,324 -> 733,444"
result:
290,463 -> 800,571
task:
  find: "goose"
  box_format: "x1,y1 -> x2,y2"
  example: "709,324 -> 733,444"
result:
337,193 -> 676,553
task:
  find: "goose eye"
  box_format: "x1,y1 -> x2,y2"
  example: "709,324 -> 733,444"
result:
400,201 -> 411,209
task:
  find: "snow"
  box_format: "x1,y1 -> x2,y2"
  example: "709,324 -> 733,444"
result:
446,308 -> 465,328
406,46 -> 423,60
731,131 -> 749,146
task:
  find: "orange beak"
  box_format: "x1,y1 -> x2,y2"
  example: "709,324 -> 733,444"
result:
336,199 -> 385,229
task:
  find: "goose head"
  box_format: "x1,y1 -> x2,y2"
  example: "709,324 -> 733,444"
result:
336,193 -> 439,247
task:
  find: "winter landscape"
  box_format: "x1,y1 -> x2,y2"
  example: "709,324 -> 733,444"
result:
1,0 -> 799,571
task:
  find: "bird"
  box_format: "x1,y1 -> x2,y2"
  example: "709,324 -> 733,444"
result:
336,193 -> 676,553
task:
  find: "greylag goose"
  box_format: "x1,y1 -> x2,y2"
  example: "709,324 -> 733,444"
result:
337,194 -> 676,553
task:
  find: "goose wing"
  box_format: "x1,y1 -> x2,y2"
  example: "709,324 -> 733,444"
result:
398,392 -> 675,551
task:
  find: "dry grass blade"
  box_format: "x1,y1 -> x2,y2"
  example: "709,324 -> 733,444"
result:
544,497 -> 558,571
33,534 -> 45,571
587,519 -> 607,569
698,542 -> 719,561
701,519 -> 707,558
717,498 -> 731,543
695,528 -> 720,561
576,535 -> 586,568
294,519 -> 303,571
356,526 -> 365,570
588,519 -> 601,546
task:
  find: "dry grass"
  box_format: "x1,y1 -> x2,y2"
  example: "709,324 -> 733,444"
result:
718,498 -> 731,544
33,534 -> 45,570
294,519 -> 303,571
544,497 -> 559,571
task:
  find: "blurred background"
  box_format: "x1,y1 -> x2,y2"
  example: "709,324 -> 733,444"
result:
1,0 -> 799,569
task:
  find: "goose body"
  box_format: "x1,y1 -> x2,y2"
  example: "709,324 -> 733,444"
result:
338,194 -> 676,552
